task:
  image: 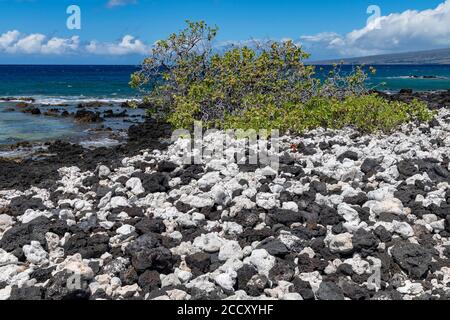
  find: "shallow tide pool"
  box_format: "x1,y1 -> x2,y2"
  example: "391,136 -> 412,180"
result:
0,103 -> 89,145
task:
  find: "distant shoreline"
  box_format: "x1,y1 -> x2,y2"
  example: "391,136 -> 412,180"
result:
308,63 -> 450,66
1,63 -> 450,66
311,47 -> 450,65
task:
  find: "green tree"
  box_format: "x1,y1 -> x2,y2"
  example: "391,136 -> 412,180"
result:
131,20 -> 433,133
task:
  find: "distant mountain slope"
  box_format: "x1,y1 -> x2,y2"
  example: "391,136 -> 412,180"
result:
311,48 -> 450,65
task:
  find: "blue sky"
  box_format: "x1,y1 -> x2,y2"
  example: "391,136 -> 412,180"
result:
0,0 -> 447,64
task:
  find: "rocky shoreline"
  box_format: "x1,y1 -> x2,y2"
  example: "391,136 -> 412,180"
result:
0,98 -> 144,122
374,89 -> 450,110
0,98 -> 149,157
1,91 -> 450,300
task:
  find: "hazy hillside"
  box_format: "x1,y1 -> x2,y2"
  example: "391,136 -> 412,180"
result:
312,48 -> 450,65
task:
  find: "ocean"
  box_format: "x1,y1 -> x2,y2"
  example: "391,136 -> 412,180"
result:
0,65 -> 142,148
0,65 -> 139,102
315,64 -> 450,91
1,64 -> 450,148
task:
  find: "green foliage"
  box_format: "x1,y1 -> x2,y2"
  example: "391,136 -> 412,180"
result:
131,20 -> 434,133
223,94 -> 433,134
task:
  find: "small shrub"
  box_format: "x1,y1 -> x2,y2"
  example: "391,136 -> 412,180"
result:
131,20 -> 434,133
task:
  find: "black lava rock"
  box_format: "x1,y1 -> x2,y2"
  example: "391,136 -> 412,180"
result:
391,242 -> 433,279
374,226 -> 392,243
268,259 -> 295,283
0,216 -> 69,253
236,264 -> 258,291
337,151 -> 359,162
138,172 -> 170,193
185,252 -> 211,275
158,161 -> 178,173
135,218 -> 166,234
8,196 -> 47,216
64,232 -> 110,259
397,160 -> 419,177
256,239 -> 289,257
352,229 -> 379,256
316,282 -> 345,300
344,193 -> 368,206
360,158 -> 380,176
266,209 -> 306,226
125,234 -> 175,274
341,280 -> 370,300
292,277 -> 315,300
138,270 -> 161,292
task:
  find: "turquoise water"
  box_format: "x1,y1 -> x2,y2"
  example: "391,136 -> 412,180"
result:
370,65 -> 450,91
0,104 -> 86,145
317,64 -> 450,91
0,101 -> 144,148
0,65 -> 144,148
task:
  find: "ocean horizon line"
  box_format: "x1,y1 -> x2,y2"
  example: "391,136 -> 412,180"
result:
0,64 -> 139,67
2,63 -> 450,67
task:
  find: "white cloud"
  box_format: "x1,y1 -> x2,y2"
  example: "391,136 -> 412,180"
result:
8,33 -> 46,54
0,30 -> 80,55
0,30 -> 148,56
86,35 -> 149,55
216,39 -> 265,49
0,30 -> 20,50
300,32 -> 340,43
3,1 -> 450,60
300,0 -> 450,58
107,0 -> 137,8
42,36 -> 80,55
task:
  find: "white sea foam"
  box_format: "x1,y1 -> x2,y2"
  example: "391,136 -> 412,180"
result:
0,96 -> 142,105
79,138 -> 122,149
0,145 -> 47,159
384,75 -> 449,80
